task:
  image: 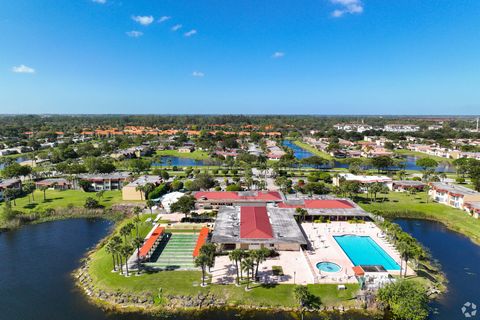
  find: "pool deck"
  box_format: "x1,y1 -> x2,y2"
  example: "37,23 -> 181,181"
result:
302,222 -> 414,284
210,221 -> 414,285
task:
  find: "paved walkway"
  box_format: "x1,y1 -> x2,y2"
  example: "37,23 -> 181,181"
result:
210,250 -> 313,285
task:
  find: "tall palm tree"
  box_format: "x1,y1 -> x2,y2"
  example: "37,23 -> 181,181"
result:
195,253 -> 210,287
241,256 -> 254,290
105,241 -> 117,272
252,248 -> 270,281
132,206 -> 142,237
131,236 -> 144,272
135,185 -> 145,200
228,249 -> 243,286
121,244 -> 133,277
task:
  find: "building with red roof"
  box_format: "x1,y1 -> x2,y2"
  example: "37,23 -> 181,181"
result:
240,207 -> 273,239
211,206 -> 306,251
194,191 -> 284,209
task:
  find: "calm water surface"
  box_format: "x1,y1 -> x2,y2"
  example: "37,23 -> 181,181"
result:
283,140 -> 454,172
0,219 -> 368,320
395,219 -> 480,320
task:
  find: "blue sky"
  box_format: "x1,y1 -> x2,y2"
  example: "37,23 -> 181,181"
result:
1,0 -> 479,115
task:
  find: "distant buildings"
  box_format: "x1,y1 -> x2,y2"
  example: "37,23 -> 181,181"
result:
383,124 -> 420,133
333,123 -> 374,133
194,191 -> 284,209
332,173 -> 393,190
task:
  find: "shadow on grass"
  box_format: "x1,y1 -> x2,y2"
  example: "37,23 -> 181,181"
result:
23,203 -> 38,209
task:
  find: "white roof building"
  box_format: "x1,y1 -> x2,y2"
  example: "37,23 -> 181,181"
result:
159,192 -> 185,213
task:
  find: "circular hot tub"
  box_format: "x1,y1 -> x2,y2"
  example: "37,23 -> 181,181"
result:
316,261 -> 341,273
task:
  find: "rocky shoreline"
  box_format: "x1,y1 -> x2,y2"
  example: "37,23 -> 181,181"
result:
73,256 -> 372,315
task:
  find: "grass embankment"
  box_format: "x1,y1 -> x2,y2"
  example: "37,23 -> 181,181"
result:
0,190 -> 126,213
156,150 -> 210,160
88,216 -> 359,309
394,150 -> 454,164
357,191 -> 480,244
89,246 -> 359,308
293,140 -> 334,160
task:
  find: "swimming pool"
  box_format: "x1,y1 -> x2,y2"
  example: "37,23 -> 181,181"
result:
334,235 -> 400,271
316,262 -> 341,273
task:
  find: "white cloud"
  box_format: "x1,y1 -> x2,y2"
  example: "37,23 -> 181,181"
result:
330,0 -> 363,17
92,0 -> 106,4
12,65 -> 35,74
158,16 -> 171,23
272,51 -> 285,58
192,71 -> 205,77
184,29 -> 197,37
171,24 -> 182,31
126,30 -> 143,38
132,15 -> 154,26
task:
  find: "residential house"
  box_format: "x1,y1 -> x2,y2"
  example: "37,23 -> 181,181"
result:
122,175 -> 163,200
77,172 -> 132,191
35,178 -> 72,190
429,182 -> 480,212
0,179 -> 22,201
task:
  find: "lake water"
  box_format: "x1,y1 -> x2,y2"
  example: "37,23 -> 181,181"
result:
0,156 -> 27,169
0,219 -> 369,320
395,219 -> 480,320
152,156 -> 207,167
283,140 -> 455,172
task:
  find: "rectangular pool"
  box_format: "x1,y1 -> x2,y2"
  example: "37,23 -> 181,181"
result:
334,235 -> 400,270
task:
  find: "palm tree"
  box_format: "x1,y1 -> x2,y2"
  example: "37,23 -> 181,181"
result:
23,181 -> 35,203
131,237 -> 144,273
146,200 -> 155,214
39,185 -> 48,201
199,243 -> 216,273
105,241 -> 118,272
294,285 -> 310,320
252,248 -> 270,281
228,249 -> 243,286
135,185 -> 145,200
195,253 -> 210,287
120,223 -> 134,243
132,207 -> 142,237
121,244 -> 133,277
241,256 -> 254,290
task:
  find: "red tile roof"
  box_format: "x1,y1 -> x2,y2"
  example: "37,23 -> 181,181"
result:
240,207 -> 273,239
278,199 -> 354,209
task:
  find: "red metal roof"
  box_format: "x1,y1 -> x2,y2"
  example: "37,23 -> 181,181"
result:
139,226 -> 165,259
352,266 -> 365,276
194,191 -> 282,202
192,227 -> 209,257
278,199 -> 354,209
240,207 -> 273,239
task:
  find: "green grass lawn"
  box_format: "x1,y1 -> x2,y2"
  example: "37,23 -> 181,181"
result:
89,242 -> 359,308
1,189 -> 127,213
156,149 -> 210,160
357,191 -> 480,243
293,140 -> 334,160
394,149 -> 454,164
90,216 -> 359,308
